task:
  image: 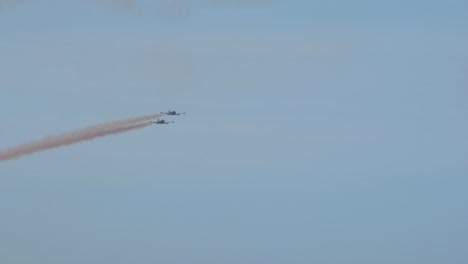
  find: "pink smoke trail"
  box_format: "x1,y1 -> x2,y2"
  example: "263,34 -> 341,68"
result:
0,114 -> 161,162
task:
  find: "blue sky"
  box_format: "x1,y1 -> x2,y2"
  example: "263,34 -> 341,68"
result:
0,1 -> 467,263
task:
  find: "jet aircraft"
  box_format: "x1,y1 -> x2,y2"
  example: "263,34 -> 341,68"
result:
150,119 -> 174,125
161,109 -> 186,116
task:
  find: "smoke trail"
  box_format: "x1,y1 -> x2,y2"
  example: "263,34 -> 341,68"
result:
1,0 -> 268,13
86,113 -> 163,131
0,0 -> 22,8
107,0 -> 270,14
0,114 -> 162,162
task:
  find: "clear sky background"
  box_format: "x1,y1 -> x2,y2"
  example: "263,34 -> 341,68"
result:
0,1 -> 467,263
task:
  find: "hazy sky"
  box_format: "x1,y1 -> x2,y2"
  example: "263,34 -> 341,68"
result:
0,1 -> 467,263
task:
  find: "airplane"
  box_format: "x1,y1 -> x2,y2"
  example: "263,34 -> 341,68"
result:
161,109 -> 186,116
150,119 -> 174,125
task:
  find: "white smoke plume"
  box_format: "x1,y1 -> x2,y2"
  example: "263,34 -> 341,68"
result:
0,113 -> 163,162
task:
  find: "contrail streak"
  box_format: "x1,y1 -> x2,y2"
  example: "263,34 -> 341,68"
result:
86,113 -> 163,131
0,114 -> 162,162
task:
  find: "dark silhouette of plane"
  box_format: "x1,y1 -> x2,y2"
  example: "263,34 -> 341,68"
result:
161,109 -> 185,116
150,119 -> 174,125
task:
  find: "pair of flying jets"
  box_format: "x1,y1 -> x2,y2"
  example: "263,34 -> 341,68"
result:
150,109 -> 185,125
